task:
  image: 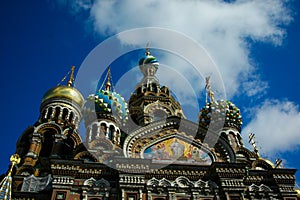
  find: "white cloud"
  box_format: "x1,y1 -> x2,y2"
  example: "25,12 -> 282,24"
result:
81,0 -> 292,98
242,99 -> 300,157
242,76 -> 269,97
64,0 -> 296,127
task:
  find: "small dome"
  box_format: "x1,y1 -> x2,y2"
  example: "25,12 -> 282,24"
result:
296,189 -> 300,198
42,85 -> 84,107
139,54 -> 159,66
199,100 -> 242,132
84,89 -> 129,125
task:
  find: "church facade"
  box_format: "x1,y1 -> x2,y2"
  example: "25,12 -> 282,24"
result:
0,49 -> 299,200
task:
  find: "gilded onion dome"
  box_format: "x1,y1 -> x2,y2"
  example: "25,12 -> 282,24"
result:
199,100 -> 242,132
41,66 -> 84,107
296,189 -> 300,198
83,68 -> 129,126
42,85 -> 84,107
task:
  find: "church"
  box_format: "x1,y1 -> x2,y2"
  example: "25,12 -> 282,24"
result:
0,48 -> 299,200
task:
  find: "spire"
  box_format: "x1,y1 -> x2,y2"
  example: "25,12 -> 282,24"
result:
105,67 -> 112,91
97,67 -> 114,92
58,66 -> 76,87
138,44 -> 159,88
248,133 -> 260,158
205,76 -> 215,103
67,66 -> 75,87
0,154 -> 20,200
145,42 -> 151,56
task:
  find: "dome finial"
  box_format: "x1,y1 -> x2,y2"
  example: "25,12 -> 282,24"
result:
0,154 -> 20,200
105,66 -> 112,91
249,133 -> 260,158
205,76 -> 215,103
67,66 -> 75,87
97,66 -> 115,92
275,158 -> 283,168
57,66 -> 76,87
145,42 -> 151,56
8,154 -> 20,176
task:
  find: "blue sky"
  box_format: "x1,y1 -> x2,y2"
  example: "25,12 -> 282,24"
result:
0,0 -> 299,185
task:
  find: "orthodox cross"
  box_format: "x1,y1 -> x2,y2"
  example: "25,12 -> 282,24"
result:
275,158 -> 283,168
67,66 -> 75,87
205,76 -> 215,103
58,66 -> 75,87
248,133 -> 260,158
146,42 -> 150,56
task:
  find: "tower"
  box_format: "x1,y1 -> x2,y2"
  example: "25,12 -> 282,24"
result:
83,67 -> 129,163
13,66 -> 84,189
129,47 -> 185,127
198,76 -> 243,152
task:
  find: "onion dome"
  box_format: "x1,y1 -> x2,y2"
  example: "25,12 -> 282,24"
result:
139,52 -> 159,66
42,85 -> 84,107
83,68 -> 129,125
41,66 -> 84,107
296,189 -> 300,198
139,43 -> 159,66
84,90 -> 128,124
138,45 -> 159,81
199,100 -> 242,132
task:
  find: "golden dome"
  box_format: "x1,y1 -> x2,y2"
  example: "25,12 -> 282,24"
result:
296,189 -> 300,198
259,157 -> 275,168
42,85 -> 84,107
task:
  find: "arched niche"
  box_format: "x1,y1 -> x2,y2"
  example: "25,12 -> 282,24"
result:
141,136 -> 215,165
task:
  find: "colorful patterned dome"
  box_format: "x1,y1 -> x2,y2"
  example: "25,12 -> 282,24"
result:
83,67 -> 129,126
199,100 -> 242,132
84,89 -> 129,125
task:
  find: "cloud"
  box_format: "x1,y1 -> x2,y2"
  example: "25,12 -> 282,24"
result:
242,99 -> 300,157
242,76 -> 269,98
80,0 -> 292,98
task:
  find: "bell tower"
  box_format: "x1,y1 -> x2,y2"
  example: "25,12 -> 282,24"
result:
15,66 -> 84,176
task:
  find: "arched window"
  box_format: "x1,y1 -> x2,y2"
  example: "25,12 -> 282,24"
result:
220,132 -> 227,140
46,107 -> 53,119
100,123 -> 107,136
54,107 -> 61,119
40,131 -> 54,157
69,112 -> 74,123
109,125 -> 115,141
62,108 -> 68,120
91,124 -> 98,140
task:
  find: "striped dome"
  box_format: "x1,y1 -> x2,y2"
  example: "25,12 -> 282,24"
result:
139,54 -> 159,66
